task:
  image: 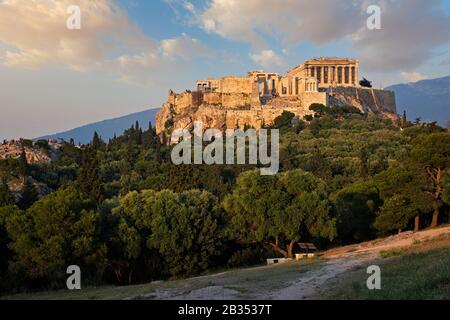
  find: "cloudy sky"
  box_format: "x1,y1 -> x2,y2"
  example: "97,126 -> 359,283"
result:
1,0 -> 450,140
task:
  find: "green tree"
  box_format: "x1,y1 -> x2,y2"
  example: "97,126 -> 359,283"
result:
309,103 -> 328,118
18,148 -> 29,177
411,132 -> 450,227
18,179 -> 38,210
91,131 -> 104,150
78,147 -> 103,203
359,148 -> 369,178
0,177 -> 15,207
110,190 -> 165,284
148,190 -> 222,276
224,170 -> 336,258
0,205 -> 22,291
332,180 -> 381,242
374,165 -> 433,233
113,189 -> 222,278
34,140 -> 50,152
273,111 -> 295,130
4,187 -> 106,287
374,195 -> 424,234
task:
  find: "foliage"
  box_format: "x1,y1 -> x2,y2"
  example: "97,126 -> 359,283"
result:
332,180 -> 381,242
410,132 -> 450,227
112,189 -> 223,277
223,169 -> 336,258
18,179 -> 39,210
0,115 -> 448,294
3,187 -> 106,288
0,177 -> 15,207
373,165 -> 433,233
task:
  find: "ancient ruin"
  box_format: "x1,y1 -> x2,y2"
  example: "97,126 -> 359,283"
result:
156,58 -> 398,137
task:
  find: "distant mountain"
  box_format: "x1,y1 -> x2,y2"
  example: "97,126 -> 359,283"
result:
386,76 -> 450,125
37,108 -> 158,144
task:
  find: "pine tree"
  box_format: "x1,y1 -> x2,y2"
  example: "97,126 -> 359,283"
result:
142,123 -> 155,149
18,148 -> 29,178
77,147 -> 103,204
92,131 -> 103,149
19,179 -> 38,209
359,148 -> 369,178
0,176 -> 15,206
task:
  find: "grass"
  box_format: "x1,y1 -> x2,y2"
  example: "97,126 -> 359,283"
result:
1,258 -> 322,300
323,236 -> 450,300
3,232 -> 449,300
379,248 -> 405,258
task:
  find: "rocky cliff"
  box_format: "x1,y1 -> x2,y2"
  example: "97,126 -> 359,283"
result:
156,87 -> 398,139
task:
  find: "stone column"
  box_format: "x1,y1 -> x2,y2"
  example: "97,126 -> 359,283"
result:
320,66 -> 324,85
331,66 -> 336,83
327,66 -> 331,85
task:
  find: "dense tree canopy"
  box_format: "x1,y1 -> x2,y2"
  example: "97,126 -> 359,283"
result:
2,187 -> 106,287
224,169 -> 336,258
0,113 -> 448,294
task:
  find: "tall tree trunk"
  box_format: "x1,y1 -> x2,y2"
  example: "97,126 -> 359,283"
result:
128,269 -> 134,285
414,215 -> 420,233
287,240 -> 296,259
431,210 -> 439,228
431,201 -> 440,228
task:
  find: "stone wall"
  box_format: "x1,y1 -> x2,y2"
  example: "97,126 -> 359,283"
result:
328,87 -> 397,115
218,77 -> 254,94
156,86 -> 398,138
203,92 -> 255,109
298,92 -> 328,109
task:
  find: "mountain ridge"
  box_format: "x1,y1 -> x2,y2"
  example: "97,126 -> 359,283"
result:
386,75 -> 450,125
36,75 -> 450,144
36,108 -> 158,144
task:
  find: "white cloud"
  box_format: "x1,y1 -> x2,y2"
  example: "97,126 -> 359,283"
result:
0,0 -> 156,69
0,0 -> 212,85
250,50 -> 284,69
400,72 -> 428,83
199,0 -> 361,49
161,34 -> 213,60
197,0 -> 450,71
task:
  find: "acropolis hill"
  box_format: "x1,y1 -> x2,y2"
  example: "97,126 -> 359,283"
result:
156,58 -> 398,136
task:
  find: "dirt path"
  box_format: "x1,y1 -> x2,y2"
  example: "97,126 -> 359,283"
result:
263,254 -> 374,300
125,226 -> 450,300
261,226 -> 450,300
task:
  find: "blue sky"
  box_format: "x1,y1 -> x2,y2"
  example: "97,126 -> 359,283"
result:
1,0 -> 450,140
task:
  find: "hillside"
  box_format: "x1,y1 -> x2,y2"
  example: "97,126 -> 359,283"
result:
31,76 -> 450,145
4,226 -> 449,300
387,76 -> 450,125
36,108 -> 158,144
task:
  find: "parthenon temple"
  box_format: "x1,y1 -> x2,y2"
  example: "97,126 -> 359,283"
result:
156,57 -> 397,137
195,57 -> 359,98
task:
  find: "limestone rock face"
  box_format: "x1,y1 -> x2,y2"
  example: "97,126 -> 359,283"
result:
156,86 -> 398,140
329,87 -> 397,115
0,142 -> 52,164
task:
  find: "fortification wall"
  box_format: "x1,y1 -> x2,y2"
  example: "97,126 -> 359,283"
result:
219,77 -> 254,94
329,87 -> 397,115
298,92 -> 328,109
156,84 -> 398,137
